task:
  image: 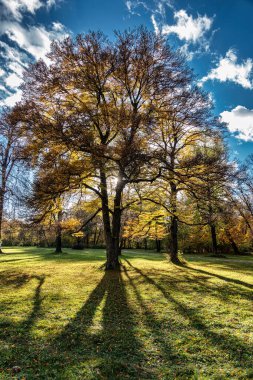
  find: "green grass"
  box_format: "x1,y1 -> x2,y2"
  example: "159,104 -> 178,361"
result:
0,247 -> 252,380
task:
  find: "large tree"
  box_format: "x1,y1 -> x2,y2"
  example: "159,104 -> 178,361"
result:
16,28 -> 217,268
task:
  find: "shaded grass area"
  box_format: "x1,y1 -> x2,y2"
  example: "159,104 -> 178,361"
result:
0,247 -> 252,379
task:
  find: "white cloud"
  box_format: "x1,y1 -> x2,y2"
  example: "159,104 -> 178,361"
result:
0,21 -> 68,61
46,0 -> 57,8
0,0 -> 59,21
126,0 -> 132,11
1,89 -> 22,106
4,72 -> 23,89
1,0 -> 42,20
201,49 -> 253,89
0,41 -> 25,65
161,9 -> 213,43
151,14 -> 159,35
0,84 -> 11,94
221,106 -> 253,141
8,61 -> 25,77
52,21 -> 64,32
0,0 -> 66,107
0,21 -> 67,106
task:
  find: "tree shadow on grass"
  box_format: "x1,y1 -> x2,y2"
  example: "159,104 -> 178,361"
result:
0,270 -> 33,287
32,270 -> 153,380
121,265 -> 197,379
145,266 -> 253,303
19,275 -> 45,334
124,259 -> 253,370
182,264 -> 253,290
0,273 -> 46,376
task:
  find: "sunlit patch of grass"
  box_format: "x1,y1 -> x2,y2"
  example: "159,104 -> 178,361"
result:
0,247 -> 252,379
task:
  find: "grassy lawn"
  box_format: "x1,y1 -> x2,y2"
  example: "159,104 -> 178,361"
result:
0,247 -> 252,379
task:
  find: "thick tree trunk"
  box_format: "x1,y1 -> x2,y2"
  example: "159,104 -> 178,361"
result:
109,178 -> 123,268
100,169 -> 121,270
210,224 -> 218,255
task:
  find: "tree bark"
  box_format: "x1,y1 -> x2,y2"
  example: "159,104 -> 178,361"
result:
54,211 -> 62,254
156,239 -> 161,252
170,215 -> 179,263
0,193 -> 4,254
86,233 -> 89,248
110,177 -> 123,267
0,179 -> 6,254
95,228 -> 101,246
169,181 -> 180,263
100,169 -> 121,270
210,223 -> 218,255
225,229 -> 240,255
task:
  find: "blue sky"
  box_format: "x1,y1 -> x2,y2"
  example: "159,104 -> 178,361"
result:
0,0 -> 253,161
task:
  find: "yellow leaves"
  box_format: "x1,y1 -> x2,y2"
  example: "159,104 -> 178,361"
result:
61,218 -> 81,232
123,210 -> 167,240
72,231 -> 84,238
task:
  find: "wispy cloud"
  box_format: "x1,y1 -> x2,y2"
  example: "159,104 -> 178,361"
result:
0,0 -> 58,21
221,106 -> 253,141
0,21 -> 67,61
0,0 -> 67,106
200,49 -> 253,89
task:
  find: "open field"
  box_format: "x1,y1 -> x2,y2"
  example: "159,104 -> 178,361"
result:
0,247 -> 252,379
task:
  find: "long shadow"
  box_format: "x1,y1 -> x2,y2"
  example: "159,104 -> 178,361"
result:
183,264 -> 253,290
29,270 -> 152,379
19,275 -> 45,335
124,259 -> 253,368
0,274 -> 46,377
146,267 -> 253,303
121,265 -> 191,377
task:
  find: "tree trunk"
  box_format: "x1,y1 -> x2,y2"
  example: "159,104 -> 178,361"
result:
0,191 -> 5,254
210,224 -> 218,255
109,177 -> 123,268
93,228 -> 97,246
170,215 -> 179,263
225,229 -> 240,255
54,211 -> 62,254
156,239 -> 161,252
55,232 -> 62,253
169,181 -> 180,263
95,228 -> 101,246
100,169 -> 121,270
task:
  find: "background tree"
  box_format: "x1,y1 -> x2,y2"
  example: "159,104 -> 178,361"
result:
0,108 -> 24,253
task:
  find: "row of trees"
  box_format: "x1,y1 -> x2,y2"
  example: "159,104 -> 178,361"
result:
0,28 -> 251,268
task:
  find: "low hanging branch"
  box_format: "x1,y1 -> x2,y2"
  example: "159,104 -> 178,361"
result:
74,208 -> 102,234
